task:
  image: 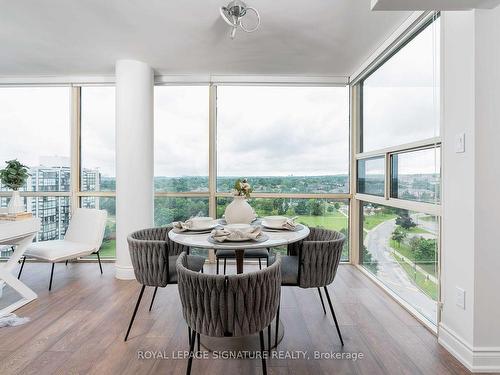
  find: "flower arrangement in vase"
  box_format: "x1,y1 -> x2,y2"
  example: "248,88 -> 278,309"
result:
0,159 -> 29,214
224,178 -> 256,224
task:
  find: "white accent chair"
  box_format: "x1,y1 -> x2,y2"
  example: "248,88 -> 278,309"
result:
18,208 -> 108,291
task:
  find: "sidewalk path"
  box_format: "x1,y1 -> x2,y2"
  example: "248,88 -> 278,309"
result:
364,218 -> 437,323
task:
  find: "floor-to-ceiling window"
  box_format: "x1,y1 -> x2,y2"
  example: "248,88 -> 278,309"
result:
1,83 -> 350,262
355,15 -> 441,326
152,84 -> 351,259
0,86 -> 72,258
216,86 -> 350,259
78,86 -> 116,258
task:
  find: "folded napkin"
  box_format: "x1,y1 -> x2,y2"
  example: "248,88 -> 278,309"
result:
172,220 -> 194,233
211,226 -> 262,242
281,218 -> 297,231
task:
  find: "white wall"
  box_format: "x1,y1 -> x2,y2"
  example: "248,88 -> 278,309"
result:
440,10 -> 476,347
440,8 -> 500,372
473,5 -> 500,349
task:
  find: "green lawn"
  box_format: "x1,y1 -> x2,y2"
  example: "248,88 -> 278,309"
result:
420,215 -> 437,222
85,239 -> 116,259
389,239 -> 437,277
363,213 -> 397,231
297,212 -> 348,231
406,226 -> 430,234
394,254 -> 438,300
99,239 -> 116,258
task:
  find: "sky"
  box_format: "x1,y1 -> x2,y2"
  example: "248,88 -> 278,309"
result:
362,18 -> 440,153
216,86 -> 349,177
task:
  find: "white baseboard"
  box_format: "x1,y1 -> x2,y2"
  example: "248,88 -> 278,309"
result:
439,323 -> 500,372
114,264 -> 136,280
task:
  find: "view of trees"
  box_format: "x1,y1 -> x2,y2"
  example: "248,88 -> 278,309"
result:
217,175 -> 348,194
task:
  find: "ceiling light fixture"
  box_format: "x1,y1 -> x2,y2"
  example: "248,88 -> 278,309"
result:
219,0 -> 260,39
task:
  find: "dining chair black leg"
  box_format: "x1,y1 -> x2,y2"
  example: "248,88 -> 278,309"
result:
258,258 -> 262,269
323,286 -> 344,346
223,258 -> 227,275
124,285 -> 146,341
48,263 -> 55,291
266,255 -> 269,267
216,258 -> 219,274
259,330 -> 267,375
196,332 -> 200,352
267,324 -> 271,351
65,260 -> 68,266
274,303 -> 280,348
18,256 -> 26,279
186,330 -> 196,375
188,327 -> 192,347
149,286 -> 158,311
96,252 -> 103,274
317,287 -> 327,314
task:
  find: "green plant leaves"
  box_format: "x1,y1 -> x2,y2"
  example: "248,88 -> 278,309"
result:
0,159 -> 30,190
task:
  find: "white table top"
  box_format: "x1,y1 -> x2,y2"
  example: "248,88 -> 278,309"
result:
0,217 -> 41,244
168,223 -> 310,250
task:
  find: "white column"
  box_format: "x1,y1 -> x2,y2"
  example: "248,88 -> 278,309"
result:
115,60 -> 154,280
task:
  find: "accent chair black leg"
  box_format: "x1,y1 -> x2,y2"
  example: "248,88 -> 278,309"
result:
216,258 -> 219,274
124,285 -> 146,341
196,332 -> 200,352
49,263 -> 55,291
223,258 -> 226,275
259,330 -> 267,375
188,327 -> 192,347
65,260 -> 68,266
96,252 -> 103,274
317,287 -> 327,314
18,256 -> 26,279
324,286 -> 344,346
186,330 -> 196,375
259,258 -> 262,270
149,286 -> 158,311
266,253 -> 269,267
275,303 -> 280,348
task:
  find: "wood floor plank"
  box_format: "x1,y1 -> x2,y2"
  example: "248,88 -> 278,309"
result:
0,309 -> 91,374
0,263 -> 472,375
20,351 -> 73,375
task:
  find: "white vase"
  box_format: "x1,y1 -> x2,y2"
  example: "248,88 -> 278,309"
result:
224,196 -> 256,224
7,190 -> 25,214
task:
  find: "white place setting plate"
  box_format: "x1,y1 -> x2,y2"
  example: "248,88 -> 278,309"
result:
185,223 -> 221,232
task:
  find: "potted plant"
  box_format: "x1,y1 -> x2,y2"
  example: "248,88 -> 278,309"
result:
0,159 -> 29,214
224,178 -> 256,224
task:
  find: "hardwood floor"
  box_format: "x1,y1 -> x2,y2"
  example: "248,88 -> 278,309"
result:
0,262 -> 471,375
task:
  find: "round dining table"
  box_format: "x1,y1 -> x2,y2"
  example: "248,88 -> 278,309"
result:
168,222 -> 310,274
168,221 -> 310,351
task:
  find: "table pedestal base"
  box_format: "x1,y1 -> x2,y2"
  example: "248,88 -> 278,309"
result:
201,318 -> 284,352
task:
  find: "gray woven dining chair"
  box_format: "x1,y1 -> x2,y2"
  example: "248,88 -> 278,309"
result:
177,251 -> 282,375
274,227 -> 346,347
124,226 -> 205,341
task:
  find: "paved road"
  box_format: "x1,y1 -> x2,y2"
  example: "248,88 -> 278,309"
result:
364,218 -> 437,323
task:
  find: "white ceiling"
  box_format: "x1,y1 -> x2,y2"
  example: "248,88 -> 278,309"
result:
371,0 -> 500,10
0,0 -> 411,77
